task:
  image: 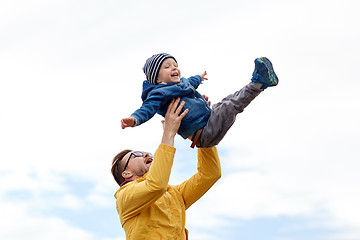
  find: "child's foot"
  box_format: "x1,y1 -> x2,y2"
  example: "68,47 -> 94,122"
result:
251,57 -> 279,89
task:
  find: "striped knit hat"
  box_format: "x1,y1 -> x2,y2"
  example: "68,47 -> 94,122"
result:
143,53 -> 177,85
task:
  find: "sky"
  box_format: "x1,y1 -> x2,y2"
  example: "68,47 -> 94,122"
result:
1,0 -> 360,239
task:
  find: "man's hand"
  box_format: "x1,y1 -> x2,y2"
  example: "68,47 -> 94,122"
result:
121,117 -> 136,129
201,94 -> 211,107
200,71 -> 208,84
161,98 -> 188,146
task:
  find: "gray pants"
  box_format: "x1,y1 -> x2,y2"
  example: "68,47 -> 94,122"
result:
199,82 -> 263,148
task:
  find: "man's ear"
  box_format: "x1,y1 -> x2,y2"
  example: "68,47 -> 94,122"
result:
122,170 -> 133,180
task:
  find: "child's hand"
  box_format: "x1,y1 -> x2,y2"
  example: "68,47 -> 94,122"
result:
121,117 -> 136,129
200,71 -> 208,84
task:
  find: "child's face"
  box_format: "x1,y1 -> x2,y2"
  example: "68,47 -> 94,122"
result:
157,58 -> 181,84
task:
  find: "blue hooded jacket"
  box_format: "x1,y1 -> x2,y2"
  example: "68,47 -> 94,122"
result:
131,75 -> 211,139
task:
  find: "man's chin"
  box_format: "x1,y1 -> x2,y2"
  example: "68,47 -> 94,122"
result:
145,164 -> 152,171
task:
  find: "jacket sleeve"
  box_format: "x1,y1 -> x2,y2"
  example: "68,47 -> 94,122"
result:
116,144 -> 176,224
174,146 -> 221,209
186,75 -> 202,89
131,90 -> 166,126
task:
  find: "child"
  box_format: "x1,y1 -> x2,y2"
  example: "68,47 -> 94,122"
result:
121,53 -> 278,148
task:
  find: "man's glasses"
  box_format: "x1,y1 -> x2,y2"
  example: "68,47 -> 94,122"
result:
123,151 -> 153,171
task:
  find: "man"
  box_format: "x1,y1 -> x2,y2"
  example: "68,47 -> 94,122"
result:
111,98 -> 221,239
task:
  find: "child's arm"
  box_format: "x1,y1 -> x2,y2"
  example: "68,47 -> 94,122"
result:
187,71 -> 208,89
121,90 -> 167,129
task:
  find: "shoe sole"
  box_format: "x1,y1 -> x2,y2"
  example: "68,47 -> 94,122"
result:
258,57 -> 278,86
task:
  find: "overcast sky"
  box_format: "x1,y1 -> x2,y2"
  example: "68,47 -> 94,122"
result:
1,0 -> 360,239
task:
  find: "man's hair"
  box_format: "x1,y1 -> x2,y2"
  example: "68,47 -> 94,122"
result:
111,149 -> 132,186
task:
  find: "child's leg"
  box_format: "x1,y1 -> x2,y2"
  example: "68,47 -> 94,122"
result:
199,82 -> 262,148
198,57 -> 279,148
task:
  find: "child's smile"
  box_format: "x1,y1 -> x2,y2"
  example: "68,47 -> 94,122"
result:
157,58 -> 181,84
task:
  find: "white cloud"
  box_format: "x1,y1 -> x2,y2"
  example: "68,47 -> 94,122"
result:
58,194 -> 84,209
0,201 -> 94,240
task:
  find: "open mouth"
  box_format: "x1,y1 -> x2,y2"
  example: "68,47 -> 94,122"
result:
171,72 -> 179,77
145,158 -> 153,165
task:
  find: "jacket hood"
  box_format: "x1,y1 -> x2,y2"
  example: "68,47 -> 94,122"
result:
141,80 -> 170,101
141,80 -> 155,101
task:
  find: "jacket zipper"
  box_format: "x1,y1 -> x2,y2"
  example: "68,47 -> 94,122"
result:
190,86 -> 211,112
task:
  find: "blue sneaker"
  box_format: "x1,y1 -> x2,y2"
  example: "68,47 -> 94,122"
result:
251,57 -> 279,89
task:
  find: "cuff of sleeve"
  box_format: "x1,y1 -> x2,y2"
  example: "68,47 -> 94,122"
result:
131,115 -> 139,126
159,143 -> 176,153
198,145 -> 217,153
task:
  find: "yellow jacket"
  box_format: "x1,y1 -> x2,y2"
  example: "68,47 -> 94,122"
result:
114,144 -> 221,240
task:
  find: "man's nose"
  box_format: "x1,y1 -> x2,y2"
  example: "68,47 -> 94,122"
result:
143,152 -> 150,158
